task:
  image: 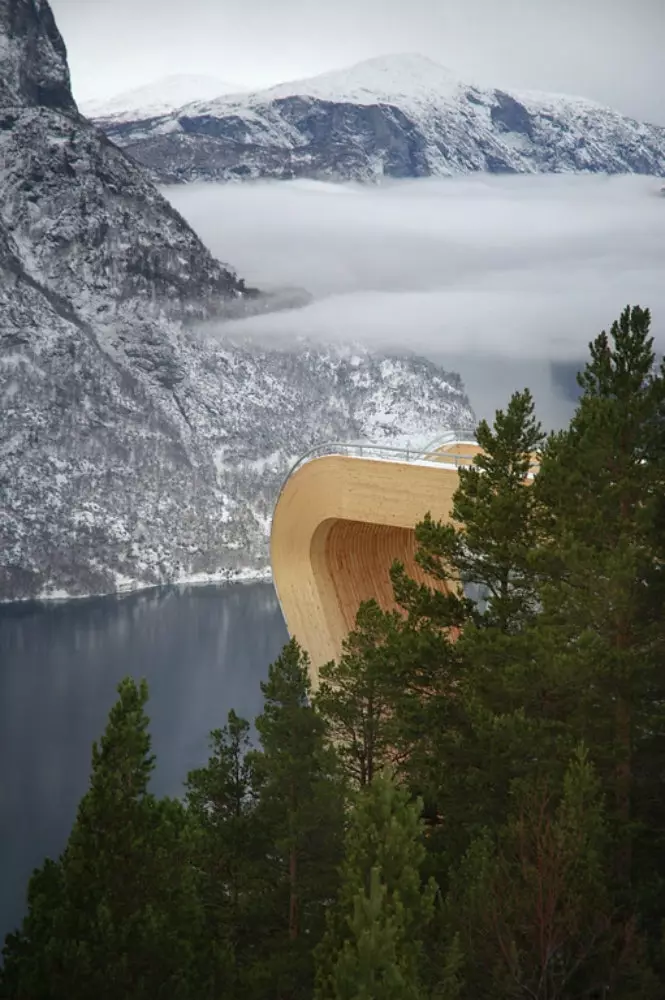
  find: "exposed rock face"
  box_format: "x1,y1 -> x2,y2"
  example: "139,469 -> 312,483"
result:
89,54 -> 665,184
0,0 -> 76,112
0,5 -> 475,600
1,285 -> 475,600
0,107 -> 250,321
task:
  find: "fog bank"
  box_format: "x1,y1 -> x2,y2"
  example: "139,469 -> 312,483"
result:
166,174 -> 665,428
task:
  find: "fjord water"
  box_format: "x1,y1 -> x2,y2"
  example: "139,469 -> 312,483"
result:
0,583 -> 288,941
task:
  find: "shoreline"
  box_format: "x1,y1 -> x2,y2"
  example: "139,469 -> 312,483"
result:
0,566 -> 273,608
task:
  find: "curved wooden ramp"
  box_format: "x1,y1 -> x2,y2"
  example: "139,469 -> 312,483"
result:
270,441 -> 481,685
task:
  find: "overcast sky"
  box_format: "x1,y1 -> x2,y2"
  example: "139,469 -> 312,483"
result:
51,0 -> 664,123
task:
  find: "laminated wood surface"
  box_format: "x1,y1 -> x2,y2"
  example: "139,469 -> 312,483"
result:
270,447 -> 470,684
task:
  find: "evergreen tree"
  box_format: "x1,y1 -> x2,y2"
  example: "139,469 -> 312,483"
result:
316,769 -> 435,1000
392,388 -> 544,634
394,389 -> 549,766
533,306 -> 665,907
1,858 -> 66,999
249,639 -> 346,999
316,601 -> 408,787
430,933 -> 465,1000
442,747 -> 660,999
385,391 -> 551,867
2,678 -> 202,1000
186,710 -> 262,998
395,306 -> 665,993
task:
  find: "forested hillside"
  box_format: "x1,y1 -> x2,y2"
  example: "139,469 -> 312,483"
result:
3,305 -> 665,1000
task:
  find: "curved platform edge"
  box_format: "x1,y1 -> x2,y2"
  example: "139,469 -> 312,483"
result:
270,453 -> 466,683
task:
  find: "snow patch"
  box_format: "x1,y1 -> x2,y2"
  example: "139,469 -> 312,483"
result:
80,74 -> 248,122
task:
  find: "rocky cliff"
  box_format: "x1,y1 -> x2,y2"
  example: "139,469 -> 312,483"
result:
0,4 -> 475,600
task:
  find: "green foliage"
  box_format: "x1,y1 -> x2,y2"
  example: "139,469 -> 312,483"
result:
431,933 -> 465,1000
384,389 -> 553,875
249,638 -> 346,999
316,769 -> 436,1000
2,678 -> 203,1000
405,306 -> 665,993
444,748 -> 615,999
316,600 -> 408,786
185,710 -> 260,997
1,859 -> 66,999
525,306 -> 665,959
392,388 -> 544,634
323,305 -> 665,995
328,867 -> 421,1000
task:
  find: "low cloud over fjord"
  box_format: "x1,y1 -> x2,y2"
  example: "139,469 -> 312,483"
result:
166,174 -> 665,426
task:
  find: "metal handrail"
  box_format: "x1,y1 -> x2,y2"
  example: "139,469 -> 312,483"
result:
277,431 -> 541,501
277,430 -> 480,500
418,428 -> 479,456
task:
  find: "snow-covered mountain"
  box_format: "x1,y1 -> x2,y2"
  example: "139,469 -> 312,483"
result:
91,53 -> 665,184
80,74 -> 247,123
0,4 -> 474,600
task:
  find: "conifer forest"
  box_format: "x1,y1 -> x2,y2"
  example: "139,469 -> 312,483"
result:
3,306 -> 665,1000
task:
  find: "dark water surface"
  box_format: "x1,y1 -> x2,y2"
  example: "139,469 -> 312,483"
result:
0,582 -> 288,941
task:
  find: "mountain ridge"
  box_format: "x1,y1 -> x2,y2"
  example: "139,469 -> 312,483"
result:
91,52 -> 665,184
197,54 -> 608,118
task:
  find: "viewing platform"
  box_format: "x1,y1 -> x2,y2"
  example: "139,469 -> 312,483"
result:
270,430 -> 538,683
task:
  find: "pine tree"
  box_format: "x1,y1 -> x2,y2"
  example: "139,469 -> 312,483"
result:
393,388 -> 544,634
431,933 -> 465,1000
533,306 -> 665,903
316,769 -> 436,1000
316,600 -> 408,787
2,678 -> 202,1000
396,389 -> 548,754
185,710 -> 261,998
1,858 -> 66,998
441,747 -> 659,1000
329,868 -> 421,1000
249,639 -> 346,999
385,391 -> 551,864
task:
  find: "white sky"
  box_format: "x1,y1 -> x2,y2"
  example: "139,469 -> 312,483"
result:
165,174 -> 665,429
50,0 -> 665,124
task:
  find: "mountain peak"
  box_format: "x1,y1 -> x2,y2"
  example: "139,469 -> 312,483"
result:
0,0 -> 77,113
344,52 -> 456,76
260,52 -> 463,107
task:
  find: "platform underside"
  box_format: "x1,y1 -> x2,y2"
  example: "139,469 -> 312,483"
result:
270,444 -> 482,683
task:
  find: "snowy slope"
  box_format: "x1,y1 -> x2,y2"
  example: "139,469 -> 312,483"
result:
95,53 -> 665,184
224,54 -> 465,110
80,74 -> 247,123
0,6 -> 475,601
